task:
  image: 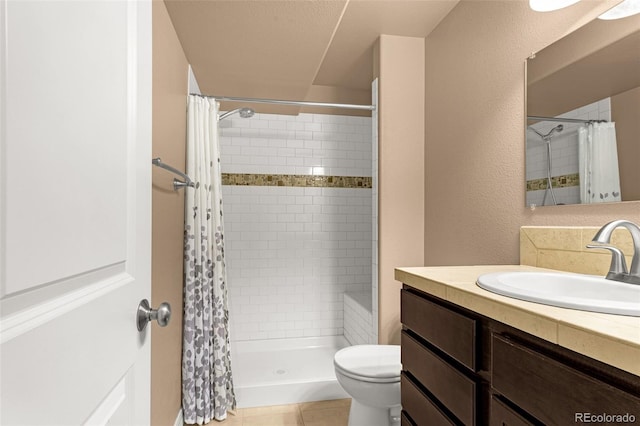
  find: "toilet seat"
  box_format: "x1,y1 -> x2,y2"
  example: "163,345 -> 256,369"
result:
334,345 -> 401,383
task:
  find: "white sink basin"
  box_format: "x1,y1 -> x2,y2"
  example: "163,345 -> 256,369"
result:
476,271 -> 640,317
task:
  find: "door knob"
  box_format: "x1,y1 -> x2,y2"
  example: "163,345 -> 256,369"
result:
137,299 -> 171,331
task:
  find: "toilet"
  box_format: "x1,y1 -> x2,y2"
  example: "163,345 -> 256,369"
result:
333,345 -> 401,426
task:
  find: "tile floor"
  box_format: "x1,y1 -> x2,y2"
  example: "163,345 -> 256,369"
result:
201,399 -> 351,426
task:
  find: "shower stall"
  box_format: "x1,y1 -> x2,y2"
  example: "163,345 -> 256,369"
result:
217,89 -> 378,408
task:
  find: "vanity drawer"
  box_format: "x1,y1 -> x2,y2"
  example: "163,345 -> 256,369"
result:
492,334 -> 640,425
402,331 -> 477,425
401,373 -> 457,426
489,396 -> 537,426
401,289 -> 477,370
400,412 -> 413,426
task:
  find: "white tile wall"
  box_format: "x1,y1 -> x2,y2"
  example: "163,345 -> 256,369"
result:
343,291 -> 374,345
526,98 -> 611,206
221,111 -> 373,342
220,112 -> 372,177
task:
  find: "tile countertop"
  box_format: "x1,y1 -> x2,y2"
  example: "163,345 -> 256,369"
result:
395,265 -> 640,377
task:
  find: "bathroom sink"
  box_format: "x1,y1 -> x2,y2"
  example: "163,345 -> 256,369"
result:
476,271 -> 640,317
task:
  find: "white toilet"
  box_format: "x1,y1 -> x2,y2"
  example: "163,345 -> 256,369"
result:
333,345 -> 401,426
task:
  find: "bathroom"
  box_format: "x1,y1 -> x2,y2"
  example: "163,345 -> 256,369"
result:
1,0 -> 639,425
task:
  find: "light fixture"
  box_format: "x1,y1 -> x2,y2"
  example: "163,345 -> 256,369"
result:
598,0 -> 640,19
529,0 -> 581,12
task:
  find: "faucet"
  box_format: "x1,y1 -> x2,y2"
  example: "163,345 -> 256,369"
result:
587,220 -> 640,285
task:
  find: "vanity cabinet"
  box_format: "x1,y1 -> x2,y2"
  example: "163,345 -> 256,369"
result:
400,286 -> 640,426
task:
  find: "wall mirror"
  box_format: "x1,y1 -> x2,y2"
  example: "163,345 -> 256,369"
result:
525,12 -> 640,207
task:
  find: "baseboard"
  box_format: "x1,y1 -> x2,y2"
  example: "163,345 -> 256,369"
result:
174,408 -> 184,426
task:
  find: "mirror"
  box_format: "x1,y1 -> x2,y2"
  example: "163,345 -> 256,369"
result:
525,12 -> 640,207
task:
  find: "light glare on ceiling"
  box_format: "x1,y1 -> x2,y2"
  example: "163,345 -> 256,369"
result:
529,0 -> 581,12
598,0 -> 640,19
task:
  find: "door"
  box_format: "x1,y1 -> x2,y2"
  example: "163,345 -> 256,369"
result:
1,0 -> 152,424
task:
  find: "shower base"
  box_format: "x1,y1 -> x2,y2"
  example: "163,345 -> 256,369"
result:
231,335 -> 350,408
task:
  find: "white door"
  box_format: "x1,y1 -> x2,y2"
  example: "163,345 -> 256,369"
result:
0,0 -> 152,424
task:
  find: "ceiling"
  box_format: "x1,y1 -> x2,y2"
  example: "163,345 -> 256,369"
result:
164,0 -> 459,114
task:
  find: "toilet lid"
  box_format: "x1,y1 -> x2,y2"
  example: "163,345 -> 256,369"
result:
334,345 -> 401,380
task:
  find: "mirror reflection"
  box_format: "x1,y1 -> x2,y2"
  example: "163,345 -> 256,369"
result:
525,13 -> 640,207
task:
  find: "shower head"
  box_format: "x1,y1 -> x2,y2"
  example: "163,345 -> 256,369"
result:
239,108 -> 255,118
529,124 -> 564,141
550,124 -> 564,135
219,107 -> 255,120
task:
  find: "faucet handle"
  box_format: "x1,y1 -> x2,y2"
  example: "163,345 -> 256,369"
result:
586,244 -> 628,279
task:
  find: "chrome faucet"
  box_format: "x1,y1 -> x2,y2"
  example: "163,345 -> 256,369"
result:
587,220 -> 640,285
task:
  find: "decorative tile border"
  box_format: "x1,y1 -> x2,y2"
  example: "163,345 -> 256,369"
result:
222,173 -> 372,189
526,173 -> 579,191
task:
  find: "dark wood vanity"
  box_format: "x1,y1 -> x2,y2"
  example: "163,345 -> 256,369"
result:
400,286 -> 640,425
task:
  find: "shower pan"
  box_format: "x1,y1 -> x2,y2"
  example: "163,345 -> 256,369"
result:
232,336 -> 349,407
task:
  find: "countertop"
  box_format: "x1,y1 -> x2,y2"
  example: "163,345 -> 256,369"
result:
395,265 -> 640,376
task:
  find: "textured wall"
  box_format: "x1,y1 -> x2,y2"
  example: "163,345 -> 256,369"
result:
424,0 -> 639,267
151,2 -> 188,424
376,35 -> 425,345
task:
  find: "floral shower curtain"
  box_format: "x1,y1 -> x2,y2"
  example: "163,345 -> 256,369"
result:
578,122 -> 622,204
182,95 -> 235,424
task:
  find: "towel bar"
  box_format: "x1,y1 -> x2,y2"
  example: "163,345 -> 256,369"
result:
152,158 -> 195,191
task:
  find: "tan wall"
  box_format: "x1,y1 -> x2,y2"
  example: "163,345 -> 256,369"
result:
376,35 -> 425,345
301,84 -> 372,117
151,2 -> 189,424
611,86 -> 640,202
424,0 -> 639,267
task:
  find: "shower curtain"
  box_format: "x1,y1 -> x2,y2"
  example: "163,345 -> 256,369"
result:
578,122 -> 622,204
182,95 -> 235,424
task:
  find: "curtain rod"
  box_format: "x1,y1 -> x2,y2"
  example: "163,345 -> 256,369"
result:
190,93 -> 375,111
527,115 -> 607,124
